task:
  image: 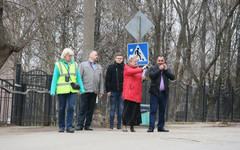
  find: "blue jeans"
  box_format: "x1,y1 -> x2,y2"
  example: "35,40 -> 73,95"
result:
77,93 -> 97,128
109,92 -> 123,128
149,92 -> 168,130
58,93 -> 77,129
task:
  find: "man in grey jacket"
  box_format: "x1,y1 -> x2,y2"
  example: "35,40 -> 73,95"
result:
76,51 -> 104,131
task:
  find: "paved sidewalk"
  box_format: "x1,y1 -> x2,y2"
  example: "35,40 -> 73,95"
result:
0,122 -> 240,150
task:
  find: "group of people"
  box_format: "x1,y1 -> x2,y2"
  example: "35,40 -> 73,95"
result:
50,48 -> 175,133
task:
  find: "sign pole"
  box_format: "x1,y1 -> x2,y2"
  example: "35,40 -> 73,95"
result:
138,16 -> 141,43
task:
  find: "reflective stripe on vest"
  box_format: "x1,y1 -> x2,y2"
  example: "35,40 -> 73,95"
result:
56,61 -> 79,94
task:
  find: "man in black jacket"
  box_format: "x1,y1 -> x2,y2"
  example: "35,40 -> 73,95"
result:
147,56 -> 175,132
105,53 -> 124,129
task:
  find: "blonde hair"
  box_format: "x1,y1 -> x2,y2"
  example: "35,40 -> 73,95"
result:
128,55 -> 138,62
61,48 -> 74,59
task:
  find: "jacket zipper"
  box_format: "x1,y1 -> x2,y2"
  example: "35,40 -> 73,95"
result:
129,83 -> 132,92
137,76 -> 141,102
116,67 -> 119,91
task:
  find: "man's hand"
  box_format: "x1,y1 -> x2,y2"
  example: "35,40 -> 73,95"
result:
99,93 -> 103,99
159,64 -> 167,70
107,92 -> 111,97
142,65 -> 148,70
163,64 -> 167,70
77,91 -> 81,95
142,75 -> 146,80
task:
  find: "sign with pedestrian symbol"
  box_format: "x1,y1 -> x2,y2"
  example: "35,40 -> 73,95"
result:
127,43 -> 148,66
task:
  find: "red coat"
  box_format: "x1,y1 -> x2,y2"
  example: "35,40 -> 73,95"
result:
122,64 -> 143,103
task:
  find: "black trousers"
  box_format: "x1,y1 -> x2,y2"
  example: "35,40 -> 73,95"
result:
77,93 -> 97,128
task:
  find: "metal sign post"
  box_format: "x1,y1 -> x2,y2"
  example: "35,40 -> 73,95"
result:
125,11 -> 154,42
125,11 -> 154,65
138,16 -> 141,42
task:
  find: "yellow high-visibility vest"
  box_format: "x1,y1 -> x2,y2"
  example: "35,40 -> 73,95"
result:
56,61 -> 79,94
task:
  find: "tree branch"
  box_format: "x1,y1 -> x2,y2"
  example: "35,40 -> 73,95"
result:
14,0 -> 58,52
204,0 -> 240,76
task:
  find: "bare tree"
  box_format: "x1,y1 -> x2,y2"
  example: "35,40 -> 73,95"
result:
236,11 -> 240,88
0,0 -> 58,69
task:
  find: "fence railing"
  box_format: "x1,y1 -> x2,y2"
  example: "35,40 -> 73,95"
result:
1,78 -> 240,126
0,79 -> 15,124
165,81 -> 240,122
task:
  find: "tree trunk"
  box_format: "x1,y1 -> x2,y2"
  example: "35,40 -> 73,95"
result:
94,0 -> 101,48
0,0 -> 12,68
172,0 -> 190,79
200,0 -> 207,86
146,0 -> 162,63
236,19 -> 240,88
81,0 -> 95,61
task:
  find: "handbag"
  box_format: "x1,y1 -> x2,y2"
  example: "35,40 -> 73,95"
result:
71,82 -> 80,89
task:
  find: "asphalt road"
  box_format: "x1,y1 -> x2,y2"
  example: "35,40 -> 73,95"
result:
0,122 -> 240,150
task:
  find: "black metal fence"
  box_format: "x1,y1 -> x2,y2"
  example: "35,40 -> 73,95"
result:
141,80 -> 240,122
6,64 -> 53,126
0,79 -> 15,124
0,65 -> 240,126
16,69 -> 52,126
166,81 -> 240,122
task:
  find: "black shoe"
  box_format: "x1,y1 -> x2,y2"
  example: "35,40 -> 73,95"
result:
147,128 -> 154,132
131,129 -> 136,132
76,126 -> 83,131
117,126 -> 122,130
158,128 -> 169,132
59,128 -> 65,132
109,126 -> 113,129
66,128 -> 75,133
130,126 -> 136,132
84,127 -> 93,131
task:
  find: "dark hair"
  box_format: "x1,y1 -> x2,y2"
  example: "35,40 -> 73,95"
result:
115,53 -> 123,58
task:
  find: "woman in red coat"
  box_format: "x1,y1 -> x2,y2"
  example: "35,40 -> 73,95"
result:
122,55 -> 148,132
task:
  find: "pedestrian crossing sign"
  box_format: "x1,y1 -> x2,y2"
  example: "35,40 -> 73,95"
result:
127,43 -> 149,66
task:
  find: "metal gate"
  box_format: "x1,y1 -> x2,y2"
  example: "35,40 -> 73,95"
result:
11,64 -> 52,126
0,79 -> 15,124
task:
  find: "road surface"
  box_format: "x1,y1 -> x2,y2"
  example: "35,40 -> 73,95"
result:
0,122 -> 240,150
